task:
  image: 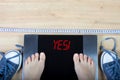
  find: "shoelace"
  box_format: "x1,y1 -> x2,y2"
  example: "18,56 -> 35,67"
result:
0,52 -> 20,80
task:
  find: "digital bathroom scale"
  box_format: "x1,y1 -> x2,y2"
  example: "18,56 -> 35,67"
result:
23,35 -> 97,80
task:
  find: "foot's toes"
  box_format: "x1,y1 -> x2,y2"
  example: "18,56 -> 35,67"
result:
27,57 -> 31,64
73,53 -> 79,64
84,54 -> 88,62
79,53 -> 84,62
35,53 -> 39,61
31,54 -> 35,61
88,57 -> 94,67
91,59 -> 94,66
39,52 -> 46,63
88,57 -> 92,65
25,59 -> 28,65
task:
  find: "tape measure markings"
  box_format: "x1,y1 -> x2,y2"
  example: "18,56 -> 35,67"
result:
0,27 -> 120,34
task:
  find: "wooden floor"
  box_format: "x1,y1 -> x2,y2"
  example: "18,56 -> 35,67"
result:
0,0 -> 120,29
0,0 -> 120,80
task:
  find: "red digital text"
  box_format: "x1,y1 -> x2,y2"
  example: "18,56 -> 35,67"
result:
53,40 -> 71,51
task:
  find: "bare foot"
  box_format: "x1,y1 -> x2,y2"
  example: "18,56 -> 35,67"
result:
23,52 -> 46,80
73,53 -> 95,80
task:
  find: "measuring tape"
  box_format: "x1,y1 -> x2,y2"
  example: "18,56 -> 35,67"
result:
0,27 -> 120,34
